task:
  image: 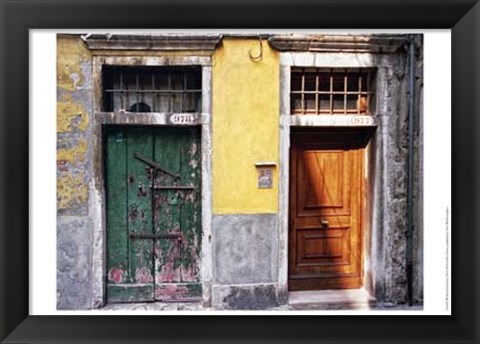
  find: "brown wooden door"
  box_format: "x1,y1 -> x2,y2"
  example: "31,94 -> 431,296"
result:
289,130 -> 364,290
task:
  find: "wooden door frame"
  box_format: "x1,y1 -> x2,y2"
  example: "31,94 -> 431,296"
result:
89,56 -> 214,308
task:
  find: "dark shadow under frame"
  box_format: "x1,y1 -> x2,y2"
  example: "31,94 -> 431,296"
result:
0,0 -> 478,343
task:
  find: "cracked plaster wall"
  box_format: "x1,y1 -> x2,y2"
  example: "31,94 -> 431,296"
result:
57,36 -> 94,309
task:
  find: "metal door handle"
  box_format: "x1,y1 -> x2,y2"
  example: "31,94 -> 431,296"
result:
321,219 -> 329,227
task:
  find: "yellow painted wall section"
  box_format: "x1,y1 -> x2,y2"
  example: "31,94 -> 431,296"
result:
57,36 -> 91,132
212,39 -> 279,214
57,36 -> 91,215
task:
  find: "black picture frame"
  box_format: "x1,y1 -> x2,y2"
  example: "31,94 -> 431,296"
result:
1,0 -> 478,343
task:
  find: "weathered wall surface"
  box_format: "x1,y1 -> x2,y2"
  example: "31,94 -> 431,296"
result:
213,214 -> 278,284
369,36 -> 423,305
412,35 -> 424,304
57,36 -> 94,309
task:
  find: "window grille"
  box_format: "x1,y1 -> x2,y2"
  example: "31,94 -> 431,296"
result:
290,68 -> 374,115
102,66 -> 202,113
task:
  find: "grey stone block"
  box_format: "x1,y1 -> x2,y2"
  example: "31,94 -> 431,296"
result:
57,217 -> 93,309
212,284 -> 280,310
213,214 -> 278,284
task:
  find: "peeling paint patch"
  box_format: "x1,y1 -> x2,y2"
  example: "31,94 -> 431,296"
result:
57,36 -> 91,91
155,283 -> 202,301
57,159 -> 69,172
135,267 -> 153,283
57,136 -> 87,163
57,93 -> 89,132
108,268 -> 125,284
57,174 -> 88,215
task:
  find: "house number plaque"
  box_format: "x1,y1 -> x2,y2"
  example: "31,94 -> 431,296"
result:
258,168 -> 273,189
255,162 -> 276,189
168,114 -> 196,125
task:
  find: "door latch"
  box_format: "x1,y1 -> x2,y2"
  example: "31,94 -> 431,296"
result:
133,152 -> 179,179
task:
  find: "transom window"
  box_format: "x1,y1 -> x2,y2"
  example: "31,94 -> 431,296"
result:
102,66 -> 202,113
290,68 -> 374,115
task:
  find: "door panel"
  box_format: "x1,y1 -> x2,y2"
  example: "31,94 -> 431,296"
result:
106,126 -> 201,303
297,150 -> 351,216
127,130 -> 155,287
152,128 -> 202,300
289,132 -> 363,290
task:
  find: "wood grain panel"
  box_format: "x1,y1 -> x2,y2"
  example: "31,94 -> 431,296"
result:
289,130 -> 364,290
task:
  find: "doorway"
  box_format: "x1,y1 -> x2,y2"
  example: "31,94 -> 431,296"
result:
104,126 -> 202,302
288,128 -> 367,290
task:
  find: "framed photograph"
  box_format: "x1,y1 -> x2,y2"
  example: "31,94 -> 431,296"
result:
1,0 -> 478,343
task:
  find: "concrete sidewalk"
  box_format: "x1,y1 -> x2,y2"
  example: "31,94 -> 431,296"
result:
100,289 -> 423,311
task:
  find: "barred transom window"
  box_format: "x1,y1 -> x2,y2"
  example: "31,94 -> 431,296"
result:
102,66 -> 202,113
290,68 -> 374,115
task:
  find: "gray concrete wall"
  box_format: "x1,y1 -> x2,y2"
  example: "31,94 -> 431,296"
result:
57,217 -> 93,309
213,214 -> 279,284
211,214 -> 281,309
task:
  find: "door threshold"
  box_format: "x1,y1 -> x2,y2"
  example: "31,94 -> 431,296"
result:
288,288 -> 376,310
101,300 -> 204,311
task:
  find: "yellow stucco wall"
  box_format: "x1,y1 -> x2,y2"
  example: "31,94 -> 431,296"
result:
57,36 -> 91,215
212,39 -> 279,214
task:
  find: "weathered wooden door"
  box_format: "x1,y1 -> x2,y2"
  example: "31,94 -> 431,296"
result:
105,126 -> 202,302
289,130 -> 364,290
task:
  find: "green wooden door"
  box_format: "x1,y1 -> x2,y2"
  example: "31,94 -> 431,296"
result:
105,126 -> 202,302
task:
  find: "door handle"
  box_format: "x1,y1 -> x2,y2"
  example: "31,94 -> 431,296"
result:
321,219 -> 329,227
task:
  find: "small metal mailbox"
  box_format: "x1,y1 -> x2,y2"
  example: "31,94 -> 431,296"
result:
255,162 -> 277,189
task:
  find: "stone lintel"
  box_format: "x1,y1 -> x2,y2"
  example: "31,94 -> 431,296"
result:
268,34 -> 407,53
82,34 -> 223,51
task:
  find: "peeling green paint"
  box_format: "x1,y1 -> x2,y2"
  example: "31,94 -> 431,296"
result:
105,126 -> 202,302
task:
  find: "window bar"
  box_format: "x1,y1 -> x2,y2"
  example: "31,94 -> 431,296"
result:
366,72 -> 370,114
358,73 -> 362,114
301,70 -> 305,114
141,73 -> 146,110
152,73 -> 156,112
168,73 -> 171,113
315,73 -> 319,115
329,69 -> 333,114
136,74 -> 140,112
119,72 -> 124,111
344,69 -> 348,114
182,70 -> 187,113
125,72 -> 129,112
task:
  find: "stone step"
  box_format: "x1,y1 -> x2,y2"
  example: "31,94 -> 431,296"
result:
288,289 -> 376,310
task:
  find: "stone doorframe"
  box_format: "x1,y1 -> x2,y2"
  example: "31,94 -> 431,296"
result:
272,35 -> 412,301
85,34 -> 221,307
